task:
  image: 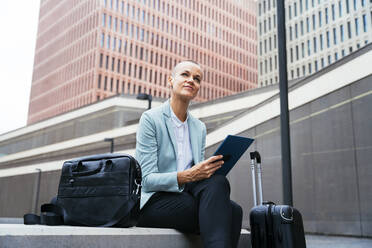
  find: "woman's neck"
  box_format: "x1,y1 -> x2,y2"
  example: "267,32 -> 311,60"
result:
170,97 -> 189,122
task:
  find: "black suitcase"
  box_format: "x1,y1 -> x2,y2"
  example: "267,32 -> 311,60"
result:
249,151 -> 306,248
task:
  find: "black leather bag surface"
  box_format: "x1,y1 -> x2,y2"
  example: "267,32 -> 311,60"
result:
24,153 -> 142,227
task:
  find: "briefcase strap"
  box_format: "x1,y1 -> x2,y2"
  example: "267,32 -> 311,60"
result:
24,194 -> 139,227
24,203 -> 64,225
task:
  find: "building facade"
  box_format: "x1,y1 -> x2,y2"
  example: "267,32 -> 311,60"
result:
27,0 -> 258,124
258,0 -> 372,87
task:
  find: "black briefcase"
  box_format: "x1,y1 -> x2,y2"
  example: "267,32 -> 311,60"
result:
249,151 -> 306,248
24,153 -> 142,227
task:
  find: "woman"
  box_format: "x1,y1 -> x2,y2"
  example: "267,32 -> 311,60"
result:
135,60 -> 243,248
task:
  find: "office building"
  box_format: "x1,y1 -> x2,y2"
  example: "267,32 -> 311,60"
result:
28,0 -> 258,124
258,0 -> 372,86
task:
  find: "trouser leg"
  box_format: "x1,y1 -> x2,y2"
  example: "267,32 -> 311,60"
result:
188,174 -> 242,248
136,191 -> 199,233
230,200 -> 243,248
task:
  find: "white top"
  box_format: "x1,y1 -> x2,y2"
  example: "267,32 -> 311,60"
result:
170,108 -> 193,172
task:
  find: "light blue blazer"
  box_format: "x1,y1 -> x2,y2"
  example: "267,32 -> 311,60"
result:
135,100 -> 206,209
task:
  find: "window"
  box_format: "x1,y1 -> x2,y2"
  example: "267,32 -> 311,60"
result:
307,40 -> 311,55
308,63 -> 312,74
333,28 -> 337,44
300,20 -> 304,35
98,74 -> 101,88
312,14 -> 316,30
326,31 -> 330,47
306,17 -> 310,32
290,26 -> 293,40
331,4 -> 335,21
101,33 -> 104,47
296,45 -> 299,60
355,18 -> 359,36
108,15 -> 112,29
318,11 -> 322,27
353,0 -> 357,10
289,5 -> 292,19
315,60 -> 318,71
338,1 -> 342,17
335,52 -> 338,61
107,35 -> 111,49
294,3 -> 297,16
295,24 -> 298,38
340,24 -> 344,42
102,13 -> 106,27
313,37 -> 317,52
104,76 -> 107,90
325,7 -> 329,24
321,58 -> 325,68
320,34 -> 323,50
328,55 -> 332,64
347,21 -> 352,38
99,53 -> 103,67
363,14 -> 367,32
302,42 -> 305,57
346,0 -> 350,13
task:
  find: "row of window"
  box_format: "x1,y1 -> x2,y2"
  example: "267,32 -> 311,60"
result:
259,0 -> 369,16
103,0 -> 253,26
98,53 -> 255,90
101,12 -> 255,58
260,13 -> 370,56
288,0 -> 368,20
260,5 -> 371,36
97,72 -> 244,101
99,32 -> 255,78
259,42 -> 365,86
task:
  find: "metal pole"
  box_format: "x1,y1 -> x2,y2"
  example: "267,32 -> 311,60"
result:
276,0 -> 293,206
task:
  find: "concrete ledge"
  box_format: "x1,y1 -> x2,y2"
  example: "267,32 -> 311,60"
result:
0,224 -> 251,248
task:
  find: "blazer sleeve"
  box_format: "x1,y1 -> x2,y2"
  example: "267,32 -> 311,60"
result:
135,111 -> 182,193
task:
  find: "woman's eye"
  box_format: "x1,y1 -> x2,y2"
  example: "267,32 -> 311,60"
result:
181,72 -> 188,76
194,78 -> 201,83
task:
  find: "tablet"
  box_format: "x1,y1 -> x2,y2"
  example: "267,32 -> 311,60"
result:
213,135 -> 254,176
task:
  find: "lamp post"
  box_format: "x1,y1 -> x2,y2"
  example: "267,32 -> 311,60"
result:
136,93 -> 152,109
277,0 -> 293,206
104,138 -> 114,153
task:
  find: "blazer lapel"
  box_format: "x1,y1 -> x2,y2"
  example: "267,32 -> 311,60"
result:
163,101 -> 178,157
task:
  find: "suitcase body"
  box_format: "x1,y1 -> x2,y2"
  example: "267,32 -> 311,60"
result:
249,151 -> 306,248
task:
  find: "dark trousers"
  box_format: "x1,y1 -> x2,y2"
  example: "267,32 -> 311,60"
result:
137,175 -> 243,248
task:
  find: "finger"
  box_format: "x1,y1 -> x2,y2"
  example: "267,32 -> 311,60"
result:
210,159 -> 224,167
208,155 -> 223,163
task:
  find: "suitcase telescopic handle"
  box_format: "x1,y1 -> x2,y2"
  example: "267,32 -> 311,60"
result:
250,151 -> 263,206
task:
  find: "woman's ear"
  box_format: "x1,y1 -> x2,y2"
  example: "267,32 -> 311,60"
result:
168,76 -> 173,89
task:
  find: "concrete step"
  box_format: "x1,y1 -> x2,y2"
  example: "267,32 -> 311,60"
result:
0,224 -> 251,248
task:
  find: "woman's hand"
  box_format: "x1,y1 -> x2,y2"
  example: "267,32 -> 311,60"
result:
177,155 -> 224,185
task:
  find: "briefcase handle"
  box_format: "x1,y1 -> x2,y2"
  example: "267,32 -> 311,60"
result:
71,160 -> 104,177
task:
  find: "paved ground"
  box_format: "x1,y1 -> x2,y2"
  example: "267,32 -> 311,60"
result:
306,234 -> 372,248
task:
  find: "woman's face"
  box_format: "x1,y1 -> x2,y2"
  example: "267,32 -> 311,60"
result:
169,61 -> 203,101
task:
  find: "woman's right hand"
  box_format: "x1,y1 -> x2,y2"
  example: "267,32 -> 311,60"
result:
177,155 -> 224,185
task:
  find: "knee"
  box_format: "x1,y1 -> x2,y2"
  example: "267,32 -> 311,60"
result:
232,202 -> 243,220
231,201 -> 243,224
205,174 -> 231,193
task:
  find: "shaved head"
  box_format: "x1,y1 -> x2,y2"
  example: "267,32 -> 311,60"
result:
171,60 -> 202,78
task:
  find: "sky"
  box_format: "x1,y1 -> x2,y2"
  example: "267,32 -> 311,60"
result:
0,0 -> 40,135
